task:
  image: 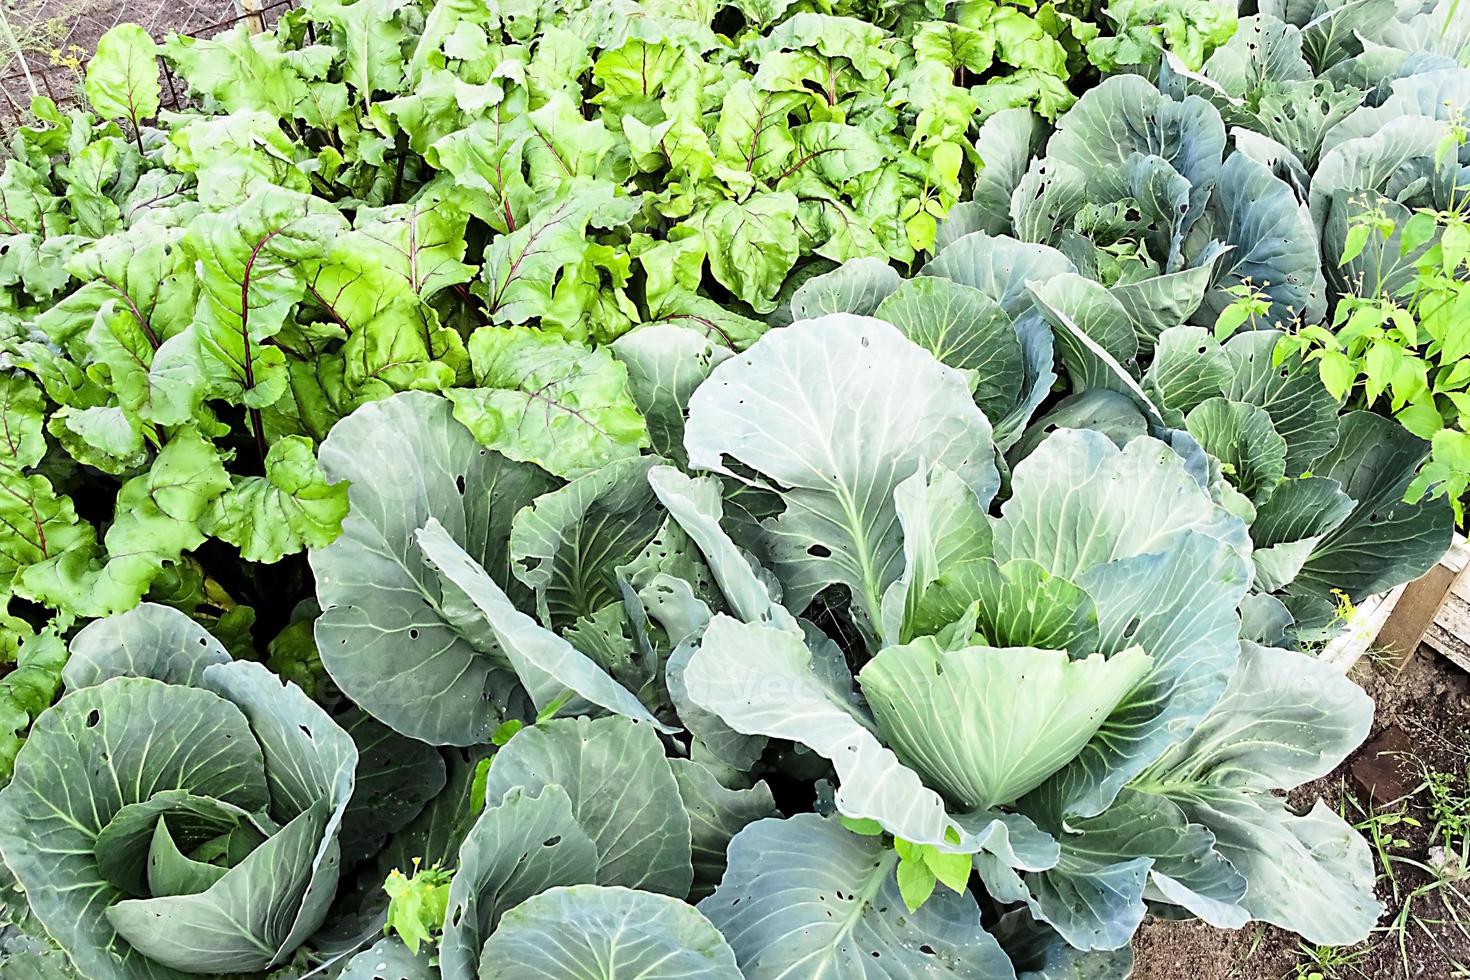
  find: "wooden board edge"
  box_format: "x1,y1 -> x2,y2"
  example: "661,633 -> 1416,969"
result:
1323,533 -> 1470,675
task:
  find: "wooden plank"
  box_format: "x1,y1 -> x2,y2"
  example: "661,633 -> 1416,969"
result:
1441,534 -> 1470,575
1368,533 -> 1470,673
1424,595 -> 1470,673
1316,534 -> 1469,676
238,0 -> 267,33
1375,560 -> 1469,669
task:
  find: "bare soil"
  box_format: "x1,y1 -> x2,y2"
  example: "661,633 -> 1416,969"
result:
8,0 -> 242,66
1132,643 -> 1470,980
0,0 -> 286,123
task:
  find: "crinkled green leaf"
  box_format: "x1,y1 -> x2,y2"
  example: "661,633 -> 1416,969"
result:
697,192 -> 801,314
202,435 -> 348,563
0,375 -> 90,596
18,427 -> 230,618
184,184 -> 346,407
476,184 -> 636,327
448,326 -> 648,480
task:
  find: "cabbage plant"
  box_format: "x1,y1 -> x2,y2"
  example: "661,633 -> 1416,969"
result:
4,1 -> 1467,965
332,713 -> 756,980
0,604 -> 357,977
785,226 -> 1452,642
1159,1 -> 1470,302
943,0 -> 1470,334
662,314 -> 1379,959
1159,0 -> 1470,521
0,301 -> 1450,976
291,219 -> 1445,972
0,0 -> 1107,781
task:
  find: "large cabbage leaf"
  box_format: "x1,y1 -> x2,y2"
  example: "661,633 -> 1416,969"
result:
684,314 -> 999,641
310,391 -> 551,745
480,885 -> 741,979
702,814 -> 1019,979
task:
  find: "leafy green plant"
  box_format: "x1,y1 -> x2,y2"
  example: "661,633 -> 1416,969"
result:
1086,0 -> 1236,74
1350,795 -> 1420,909
838,816 -> 974,912
1379,817 -> 1470,977
298,312 -> 1375,975
1422,763 -> 1470,853
801,247 -> 1449,643
0,629 -> 64,779
1281,191 -> 1470,521
0,0 -> 1109,781
384,861 -> 454,954
0,223 -> 1451,978
8,76 -> 1457,964
2,0 -> 1468,976
1150,1 -> 1470,520
1291,941 -> 1373,980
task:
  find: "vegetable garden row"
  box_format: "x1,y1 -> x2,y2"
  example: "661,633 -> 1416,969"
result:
0,0 -> 1466,976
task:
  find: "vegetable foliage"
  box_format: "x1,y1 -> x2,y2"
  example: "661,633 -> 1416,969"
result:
0,0 -> 1464,976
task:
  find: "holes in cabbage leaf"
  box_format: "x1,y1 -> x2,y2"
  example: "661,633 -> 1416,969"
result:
85,709 -> 101,728
808,544 -> 832,558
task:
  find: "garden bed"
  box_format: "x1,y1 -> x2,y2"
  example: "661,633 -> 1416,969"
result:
1,0 -> 1468,978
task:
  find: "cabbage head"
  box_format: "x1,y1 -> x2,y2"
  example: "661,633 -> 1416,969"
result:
0,604 -> 356,978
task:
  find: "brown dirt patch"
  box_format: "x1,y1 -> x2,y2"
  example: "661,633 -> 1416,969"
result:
0,0 -> 289,124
